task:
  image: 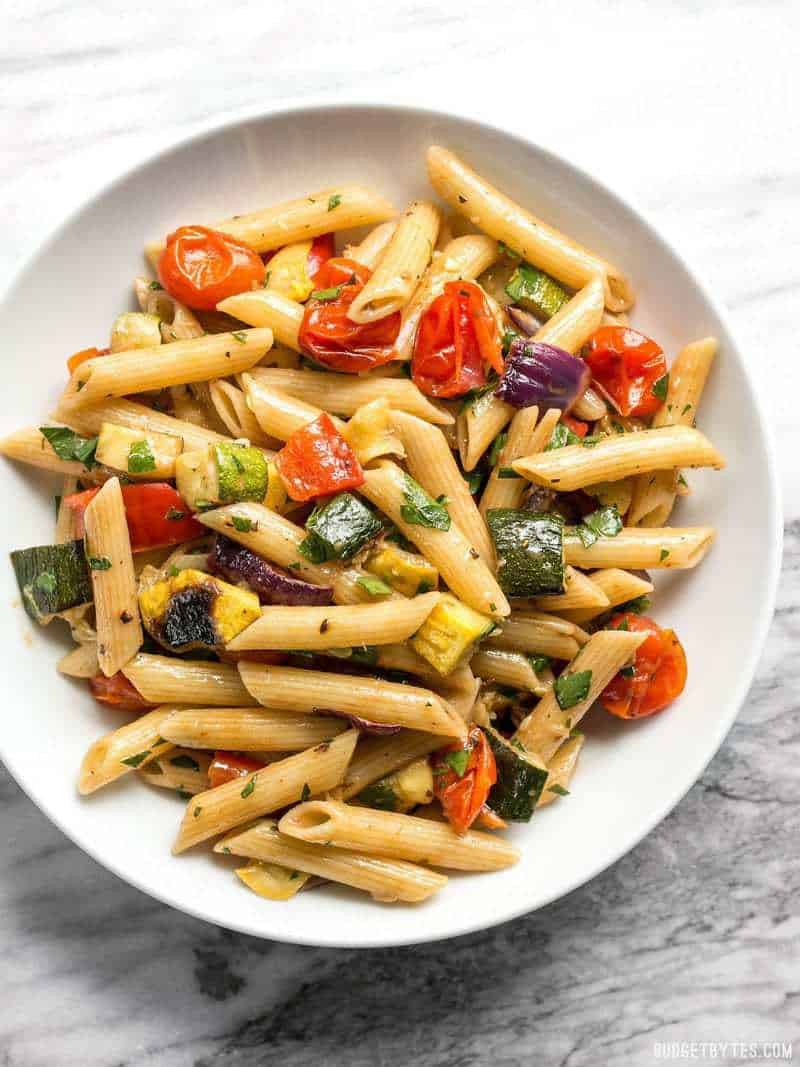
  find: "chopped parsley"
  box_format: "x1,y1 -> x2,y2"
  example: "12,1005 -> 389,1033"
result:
170,754 -> 200,771
620,665 -> 636,678
498,467 -> 522,479
528,654 -> 550,674
176,789 -> 193,801
355,781 -> 398,811
548,783 -> 570,796
230,515 -> 256,533
488,431 -> 508,468
357,575 -> 393,597
300,782 -> 311,802
231,331 -> 248,344
121,750 -> 150,768
497,241 -> 520,260
501,329 -> 519,356
574,505 -> 623,549
458,379 -> 496,414
127,439 -> 156,474
240,777 -> 256,799
165,508 -> 187,521
39,426 -> 98,469
310,285 -> 343,302
400,474 -> 451,530
88,556 -> 112,571
659,548 -> 670,562
327,194 -> 342,211
681,403 -> 692,416
443,749 -> 470,777
652,373 -> 670,402
555,669 -> 593,710
618,595 -> 651,614
462,467 -> 484,495
148,280 -> 163,290
545,423 -> 581,451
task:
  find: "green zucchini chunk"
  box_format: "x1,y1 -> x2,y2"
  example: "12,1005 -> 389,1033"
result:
214,442 -> 269,503
484,726 -> 548,822
300,492 -> 383,563
487,509 -> 565,597
505,263 -> 569,321
10,539 -> 93,622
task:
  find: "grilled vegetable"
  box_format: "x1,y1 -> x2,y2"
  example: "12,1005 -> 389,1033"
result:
484,726 -> 548,822
265,234 -> 334,303
110,311 -> 162,352
175,442 -> 268,509
495,339 -> 590,412
235,860 -> 311,900
65,483 -> 203,551
433,726 -> 497,834
412,593 -> 494,676
95,422 -> 182,479
89,672 -> 155,711
354,757 -> 435,813
208,534 -> 333,605
487,509 -> 565,597
275,412 -> 364,501
505,263 -> 569,321
10,540 -> 92,622
364,543 -> 439,597
138,568 -> 260,653
299,492 -> 382,563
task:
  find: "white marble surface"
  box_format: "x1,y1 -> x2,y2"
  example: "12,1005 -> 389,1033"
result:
2,1 -> 799,1063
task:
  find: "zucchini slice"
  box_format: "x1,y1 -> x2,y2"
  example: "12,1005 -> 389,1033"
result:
365,543 -> 439,597
95,422 -> 182,479
484,726 -> 548,822
175,443 -> 268,509
138,568 -> 260,652
299,492 -> 383,563
353,757 -> 434,813
487,509 -> 565,597
10,540 -> 93,622
505,264 -> 569,321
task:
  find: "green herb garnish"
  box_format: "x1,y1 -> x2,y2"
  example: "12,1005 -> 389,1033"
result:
529,654 -> 550,674
443,749 -> 470,777
165,508 -> 187,521
574,505 -> 623,549
230,515 -> 256,533
548,783 -> 570,796
39,426 -> 98,470
240,777 -> 256,799
121,750 -> 150,768
555,669 -> 592,710
545,423 -> 581,451
489,431 -> 508,468
400,474 -> 451,530
619,595 -> 651,614
357,575 -> 393,597
659,548 -> 670,562
310,285 -> 343,302
327,194 -> 342,211
170,754 -> 200,771
88,556 -> 112,571
653,373 -> 670,402
127,439 -> 156,474
497,467 -> 521,479
148,280 -> 163,290
300,782 -> 311,802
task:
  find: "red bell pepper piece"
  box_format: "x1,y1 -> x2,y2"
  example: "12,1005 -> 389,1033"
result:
208,751 -> 265,789
275,413 -> 364,502
306,233 -> 336,279
65,483 -> 203,551
88,672 -> 155,712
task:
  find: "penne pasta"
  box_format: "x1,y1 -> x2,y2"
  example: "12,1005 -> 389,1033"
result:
470,648 -> 553,695
457,391 -> 514,473
513,426 -> 725,492
347,200 -> 441,323
241,375 -> 345,441
359,461 -> 509,618
247,367 -> 452,425
215,819 -> 446,903
514,629 -> 647,759
342,398 -> 405,465
559,568 -> 654,624
82,477 -> 142,677
217,289 -> 303,350
53,397 -> 230,454
426,146 -> 633,311
121,653 -> 254,706
208,380 -> 279,449
486,611 -> 588,661
563,526 -> 716,570
78,705 -> 175,795
391,411 -> 493,563
54,475 -> 79,543
0,426 -> 103,479
134,277 -> 205,343
227,592 -> 441,652
333,731 -> 444,802
537,733 -> 584,808
279,801 -> 519,871
479,406 -> 544,518
530,566 -> 611,613
172,728 -> 359,853
628,338 -> 718,526
61,329 -> 273,409
344,219 -> 400,269
57,642 -> 99,679
139,746 -> 211,796
160,707 -> 347,751
238,662 -> 465,739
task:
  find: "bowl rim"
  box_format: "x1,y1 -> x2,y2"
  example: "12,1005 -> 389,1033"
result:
0,100 -> 783,947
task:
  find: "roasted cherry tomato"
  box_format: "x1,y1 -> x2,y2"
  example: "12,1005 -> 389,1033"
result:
158,225 -> 265,310
65,483 -> 203,552
208,752 -> 265,789
411,280 -> 503,398
67,346 -> 110,375
601,612 -> 687,719
561,413 -> 589,438
432,726 -> 497,835
275,412 -> 364,502
306,233 -> 336,279
88,672 -> 155,712
585,326 -> 667,417
298,257 -> 401,372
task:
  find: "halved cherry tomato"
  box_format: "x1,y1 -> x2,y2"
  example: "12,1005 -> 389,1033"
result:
88,672 -> 155,712
562,414 -> 589,438
306,233 -> 336,279
601,612 -> 687,719
275,412 -> 364,502
208,752 -> 265,789
411,280 -> 503,398
585,326 -> 667,418
67,346 -> 110,375
432,726 -> 497,834
65,483 -> 203,552
298,256 -> 401,372
158,225 -> 265,310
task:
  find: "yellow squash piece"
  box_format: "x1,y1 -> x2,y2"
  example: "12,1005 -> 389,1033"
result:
235,860 -> 310,900
138,568 -> 260,652
412,593 -> 494,676
365,544 -> 439,597
95,421 -> 182,480
354,757 -> 435,813
265,240 -> 315,302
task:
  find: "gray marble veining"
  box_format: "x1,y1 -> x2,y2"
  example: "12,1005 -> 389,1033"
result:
2,1 -> 799,1064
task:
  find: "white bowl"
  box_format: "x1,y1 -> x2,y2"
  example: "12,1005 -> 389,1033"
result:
0,104 -> 781,948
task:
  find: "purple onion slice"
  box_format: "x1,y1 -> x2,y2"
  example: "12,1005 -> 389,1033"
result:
208,535 -> 333,606
495,339 -> 591,413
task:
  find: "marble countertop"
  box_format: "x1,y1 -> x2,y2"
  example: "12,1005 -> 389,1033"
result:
2,1 -> 798,1063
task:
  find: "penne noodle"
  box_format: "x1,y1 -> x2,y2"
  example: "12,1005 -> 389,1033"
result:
217,290 -> 303,350
78,706 -> 175,795
55,476 -> 79,543
247,367 -> 452,425
139,747 -> 211,796
347,200 -> 441,323
327,564 -> 406,606
82,478 -> 142,677
53,397 -> 230,454
160,707 -> 347,751
470,648 -> 553,695
374,646 -> 478,719
61,329 -> 273,408
215,819 -> 446,903
537,733 -> 584,808
333,731 -> 444,801
479,406 -> 543,518
513,426 -> 725,492
391,410 -> 493,563
279,801 -> 519,871
559,568 -> 654,624
238,662 -> 465,739
563,526 -> 716,570
121,653 -> 254,706
572,387 -> 608,422
535,276 -> 606,359
134,277 -> 205,343
0,426 -> 102,479
530,566 -> 611,613
359,461 -> 509,618
486,611 -> 588,661
208,380 -> 279,449
457,392 -> 514,472
628,338 -> 718,526
57,642 -> 99,679
227,592 -> 441,652
426,146 -> 633,311
344,219 -> 400,269
172,728 -> 359,853
514,629 -> 647,759
342,398 -> 405,465
241,375 -> 345,440
393,234 -> 500,359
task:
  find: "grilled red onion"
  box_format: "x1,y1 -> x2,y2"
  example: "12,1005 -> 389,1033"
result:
506,305 -> 542,336
313,707 -> 402,735
495,339 -> 591,412
208,535 -> 333,606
